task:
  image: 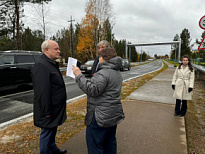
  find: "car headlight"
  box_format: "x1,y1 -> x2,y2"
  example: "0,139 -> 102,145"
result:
87,67 -> 92,70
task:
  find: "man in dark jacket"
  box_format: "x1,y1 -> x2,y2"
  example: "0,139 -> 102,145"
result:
32,40 -> 67,154
73,47 -> 124,154
91,40 -> 110,75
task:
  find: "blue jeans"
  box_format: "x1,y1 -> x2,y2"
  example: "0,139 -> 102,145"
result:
40,127 -> 59,154
86,115 -> 117,154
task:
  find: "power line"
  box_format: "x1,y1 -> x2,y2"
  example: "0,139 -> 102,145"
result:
23,3 -> 73,24
23,15 -> 68,28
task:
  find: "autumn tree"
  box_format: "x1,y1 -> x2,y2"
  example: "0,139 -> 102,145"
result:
76,2 -> 99,62
76,0 -> 113,62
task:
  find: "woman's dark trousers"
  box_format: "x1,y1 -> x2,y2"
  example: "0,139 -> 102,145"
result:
175,99 -> 187,116
86,115 -> 117,154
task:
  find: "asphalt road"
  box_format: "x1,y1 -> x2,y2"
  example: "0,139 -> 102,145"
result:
0,60 -> 163,124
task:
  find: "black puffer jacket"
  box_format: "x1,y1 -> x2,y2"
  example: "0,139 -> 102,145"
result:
76,56 -> 125,127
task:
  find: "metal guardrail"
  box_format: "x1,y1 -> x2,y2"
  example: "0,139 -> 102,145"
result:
192,64 -> 205,73
192,64 -> 205,79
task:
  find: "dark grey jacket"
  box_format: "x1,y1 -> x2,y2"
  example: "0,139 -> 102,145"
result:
76,56 -> 125,127
32,54 -> 67,128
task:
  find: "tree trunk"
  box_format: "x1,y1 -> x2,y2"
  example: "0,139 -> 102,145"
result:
14,0 -> 20,49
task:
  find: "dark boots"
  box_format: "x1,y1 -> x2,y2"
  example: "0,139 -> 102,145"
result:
174,99 -> 187,117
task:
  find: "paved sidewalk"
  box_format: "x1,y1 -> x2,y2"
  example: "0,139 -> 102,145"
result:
60,62 -> 187,154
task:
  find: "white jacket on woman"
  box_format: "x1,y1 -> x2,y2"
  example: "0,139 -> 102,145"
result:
172,66 -> 195,100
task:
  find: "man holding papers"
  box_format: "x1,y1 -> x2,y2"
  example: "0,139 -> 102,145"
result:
72,47 -> 124,154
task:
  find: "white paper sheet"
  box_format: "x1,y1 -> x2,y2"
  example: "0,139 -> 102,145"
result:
66,57 -> 77,78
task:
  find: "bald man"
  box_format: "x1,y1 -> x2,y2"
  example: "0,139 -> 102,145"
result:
32,40 -> 67,154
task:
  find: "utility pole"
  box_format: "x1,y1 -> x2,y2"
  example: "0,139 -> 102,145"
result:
68,16 -> 75,57
14,0 -> 20,49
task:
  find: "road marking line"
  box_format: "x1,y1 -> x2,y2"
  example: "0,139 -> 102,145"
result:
0,113 -> 33,130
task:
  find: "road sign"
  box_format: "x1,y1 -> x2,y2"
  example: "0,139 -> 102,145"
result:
199,15 -> 205,30
198,36 -> 205,50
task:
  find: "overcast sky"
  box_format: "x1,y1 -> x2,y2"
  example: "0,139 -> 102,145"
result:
23,0 -> 205,57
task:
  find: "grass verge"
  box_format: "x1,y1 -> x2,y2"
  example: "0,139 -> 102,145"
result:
0,61 -> 168,153
185,73 -> 205,153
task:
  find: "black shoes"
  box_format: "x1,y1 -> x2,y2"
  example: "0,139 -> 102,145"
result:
52,149 -> 67,154
174,112 -> 185,117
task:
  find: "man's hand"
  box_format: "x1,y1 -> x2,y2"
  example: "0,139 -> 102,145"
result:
72,65 -> 81,77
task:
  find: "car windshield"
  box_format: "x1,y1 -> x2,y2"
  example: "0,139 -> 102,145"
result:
85,60 -> 94,65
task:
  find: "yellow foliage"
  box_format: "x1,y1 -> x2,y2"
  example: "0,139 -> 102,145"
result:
76,1 -> 99,62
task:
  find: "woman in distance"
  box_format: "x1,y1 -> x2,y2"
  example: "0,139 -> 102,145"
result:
172,55 -> 195,117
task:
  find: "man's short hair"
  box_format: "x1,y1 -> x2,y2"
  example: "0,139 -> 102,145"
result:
97,40 -> 110,48
100,47 -> 117,62
41,40 -> 50,52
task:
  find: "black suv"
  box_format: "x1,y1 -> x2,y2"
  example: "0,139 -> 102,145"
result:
120,58 -> 131,71
0,50 -> 42,91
